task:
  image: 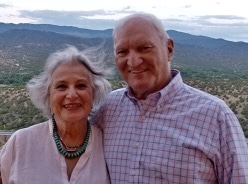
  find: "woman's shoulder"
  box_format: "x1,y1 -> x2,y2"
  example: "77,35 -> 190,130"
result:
0,120 -> 51,155
9,120 -> 50,141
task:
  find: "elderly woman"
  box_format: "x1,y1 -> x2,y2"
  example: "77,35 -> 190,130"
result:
0,46 -> 112,183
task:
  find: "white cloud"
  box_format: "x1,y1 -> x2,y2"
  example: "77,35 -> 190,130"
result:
0,0 -> 248,42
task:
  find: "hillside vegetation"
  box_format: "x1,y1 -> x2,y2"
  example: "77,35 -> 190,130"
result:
0,23 -> 247,137
1,72 -> 248,137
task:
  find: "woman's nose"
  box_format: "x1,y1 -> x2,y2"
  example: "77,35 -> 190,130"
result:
66,87 -> 78,99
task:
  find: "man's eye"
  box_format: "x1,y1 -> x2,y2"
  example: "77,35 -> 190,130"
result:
116,49 -> 128,56
141,45 -> 153,51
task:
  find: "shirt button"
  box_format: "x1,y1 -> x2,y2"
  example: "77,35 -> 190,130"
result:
130,170 -> 137,176
134,143 -> 139,148
141,115 -> 146,120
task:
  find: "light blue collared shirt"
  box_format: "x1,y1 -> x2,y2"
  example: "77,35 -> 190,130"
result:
92,70 -> 248,184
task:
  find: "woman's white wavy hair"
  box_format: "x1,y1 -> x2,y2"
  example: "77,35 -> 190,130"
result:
26,45 -> 113,118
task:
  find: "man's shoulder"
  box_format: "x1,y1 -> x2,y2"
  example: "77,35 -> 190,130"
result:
99,87 -> 127,108
183,84 -> 227,107
185,84 -> 220,98
107,88 -> 126,98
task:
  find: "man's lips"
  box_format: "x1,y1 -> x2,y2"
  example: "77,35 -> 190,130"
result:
129,70 -> 145,74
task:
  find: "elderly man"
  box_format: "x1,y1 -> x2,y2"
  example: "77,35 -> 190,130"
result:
92,12 -> 248,183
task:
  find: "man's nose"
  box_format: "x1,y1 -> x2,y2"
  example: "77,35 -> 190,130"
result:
127,51 -> 143,67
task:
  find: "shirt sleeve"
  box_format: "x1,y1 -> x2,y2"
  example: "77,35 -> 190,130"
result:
0,133 -> 17,184
90,96 -> 109,130
217,110 -> 248,183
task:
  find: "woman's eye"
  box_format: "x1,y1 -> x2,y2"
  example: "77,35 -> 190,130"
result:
77,84 -> 87,89
56,84 -> 67,90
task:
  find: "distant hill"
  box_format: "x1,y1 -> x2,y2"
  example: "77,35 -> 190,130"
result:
168,30 -> 248,51
0,22 -> 247,85
167,30 -> 248,72
0,22 -> 112,38
0,28 -> 113,84
0,23 -> 248,134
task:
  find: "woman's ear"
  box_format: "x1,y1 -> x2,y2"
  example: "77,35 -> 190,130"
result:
167,38 -> 174,60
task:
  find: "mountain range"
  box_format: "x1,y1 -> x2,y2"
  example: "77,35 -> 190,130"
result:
0,22 -> 247,84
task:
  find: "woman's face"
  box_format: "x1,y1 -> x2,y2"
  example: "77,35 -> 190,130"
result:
49,62 -> 93,124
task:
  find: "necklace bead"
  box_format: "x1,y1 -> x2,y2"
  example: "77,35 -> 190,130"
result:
52,116 -> 91,158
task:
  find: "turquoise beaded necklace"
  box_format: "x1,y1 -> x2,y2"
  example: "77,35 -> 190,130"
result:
52,116 -> 91,158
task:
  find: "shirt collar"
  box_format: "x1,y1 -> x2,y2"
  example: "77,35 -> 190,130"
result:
124,69 -> 184,104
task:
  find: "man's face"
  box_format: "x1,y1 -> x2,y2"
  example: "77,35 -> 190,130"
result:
114,18 -> 174,99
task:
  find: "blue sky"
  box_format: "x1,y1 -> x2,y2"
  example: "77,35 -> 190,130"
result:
0,0 -> 248,42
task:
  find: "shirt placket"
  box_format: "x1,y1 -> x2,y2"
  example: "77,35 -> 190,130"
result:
128,102 -> 147,183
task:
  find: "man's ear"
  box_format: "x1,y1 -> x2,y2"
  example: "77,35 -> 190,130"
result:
167,38 -> 174,60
